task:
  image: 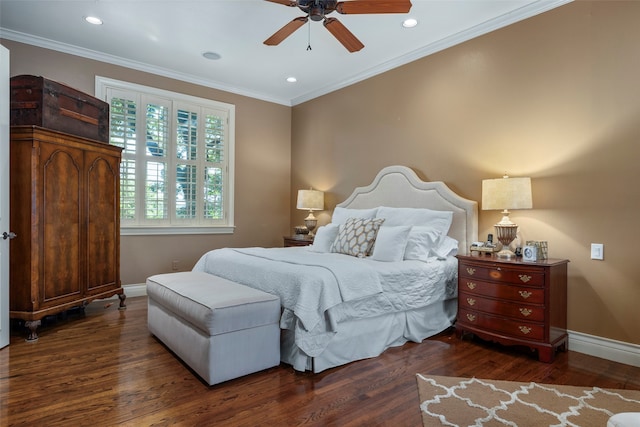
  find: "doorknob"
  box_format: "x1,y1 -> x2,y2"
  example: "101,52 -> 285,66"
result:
2,231 -> 16,240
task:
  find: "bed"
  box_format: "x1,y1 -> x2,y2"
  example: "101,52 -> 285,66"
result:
193,165 -> 478,372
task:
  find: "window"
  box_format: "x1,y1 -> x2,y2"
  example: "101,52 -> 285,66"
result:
96,77 -> 235,235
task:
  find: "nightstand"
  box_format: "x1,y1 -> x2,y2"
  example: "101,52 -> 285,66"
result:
283,235 -> 314,247
455,254 -> 569,362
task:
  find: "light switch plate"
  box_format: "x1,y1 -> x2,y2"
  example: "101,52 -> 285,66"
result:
591,243 -> 604,260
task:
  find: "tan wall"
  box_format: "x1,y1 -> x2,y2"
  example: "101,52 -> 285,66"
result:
291,1 -> 640,345
1,39 -> 292,285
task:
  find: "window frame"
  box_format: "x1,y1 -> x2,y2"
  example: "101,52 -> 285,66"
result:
95,76 -> 235,236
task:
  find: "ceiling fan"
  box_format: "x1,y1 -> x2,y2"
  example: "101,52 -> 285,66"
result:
264,0 -> 413,53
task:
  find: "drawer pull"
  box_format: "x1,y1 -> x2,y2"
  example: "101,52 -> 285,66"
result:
519,326 -> 532,335
466,298 -> 476,306
466,282 -> 477,290
518,290 -> 532,299
519,274 -> 532,283
466,267 -> 476,275
519,308 -> 533,317
466,313 -> 476,322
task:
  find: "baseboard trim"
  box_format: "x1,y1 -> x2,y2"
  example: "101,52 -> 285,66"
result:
568,330 -> 640,368
103,283 -> 147,300
122,283 -> 147,298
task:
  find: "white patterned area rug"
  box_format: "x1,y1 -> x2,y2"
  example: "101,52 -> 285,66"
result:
416,374 -> 640,427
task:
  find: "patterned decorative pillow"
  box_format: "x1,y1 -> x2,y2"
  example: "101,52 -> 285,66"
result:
331,217 -> 385,257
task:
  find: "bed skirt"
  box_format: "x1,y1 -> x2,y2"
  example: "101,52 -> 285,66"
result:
281,297 -> 457,373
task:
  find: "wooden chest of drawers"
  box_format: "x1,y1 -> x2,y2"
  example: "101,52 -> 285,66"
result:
455,254 -> 569,362
283,235 -> 314,247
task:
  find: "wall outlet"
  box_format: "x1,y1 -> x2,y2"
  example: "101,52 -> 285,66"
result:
172,260 -> 180,271
590,243 -> 604,260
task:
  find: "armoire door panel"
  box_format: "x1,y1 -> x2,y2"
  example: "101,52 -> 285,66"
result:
86,153 -> 119,292
40,144 -> 83,305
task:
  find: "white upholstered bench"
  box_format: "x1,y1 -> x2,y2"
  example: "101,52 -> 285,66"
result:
147,271 -> 281,385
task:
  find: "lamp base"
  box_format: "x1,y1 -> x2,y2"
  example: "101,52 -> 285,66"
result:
494,223 -> 518,259
496,247 -> 517,259
304,212 -> 318,237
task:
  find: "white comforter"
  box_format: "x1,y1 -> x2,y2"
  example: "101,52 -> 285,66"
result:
192,247 -> 456,356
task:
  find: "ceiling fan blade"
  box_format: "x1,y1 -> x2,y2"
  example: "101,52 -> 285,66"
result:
264,17 -> 309,46
264,0 -> 298,7
323,17 -> 364,53
336,0 -> 412,14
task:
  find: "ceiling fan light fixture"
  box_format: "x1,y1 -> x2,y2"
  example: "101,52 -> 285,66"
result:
402,18 -> 418,28
309,5 -> 325,21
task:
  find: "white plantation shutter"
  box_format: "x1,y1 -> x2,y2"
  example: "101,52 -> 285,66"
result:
109,93 -> 137,221
97,77 -> 235,234
203,108 -> 227,221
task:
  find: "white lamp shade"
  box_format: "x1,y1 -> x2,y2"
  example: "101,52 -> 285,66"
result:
482,176 -> 532,211
296,189 -> 324,211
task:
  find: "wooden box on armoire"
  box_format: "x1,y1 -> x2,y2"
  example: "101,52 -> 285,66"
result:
10,74 -> 109,143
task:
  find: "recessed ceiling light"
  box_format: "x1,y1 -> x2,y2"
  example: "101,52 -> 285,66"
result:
84,16 -> 103,25
202,51 -> 221,60
402,18 -> 418,28
286,77 -> 297,83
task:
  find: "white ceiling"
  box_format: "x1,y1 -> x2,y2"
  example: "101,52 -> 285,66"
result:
0,0 -> 569,106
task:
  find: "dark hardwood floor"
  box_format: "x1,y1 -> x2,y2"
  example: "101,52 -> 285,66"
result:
1,297 -> 639,426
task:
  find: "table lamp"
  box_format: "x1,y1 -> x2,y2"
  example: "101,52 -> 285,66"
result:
482,175 -> 532,258
296,189 -> 324,237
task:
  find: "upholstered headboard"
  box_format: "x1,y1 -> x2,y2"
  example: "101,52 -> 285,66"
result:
336,165 -> 478,253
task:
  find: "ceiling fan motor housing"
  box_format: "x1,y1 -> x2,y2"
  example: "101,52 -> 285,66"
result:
298,0 -> 338,20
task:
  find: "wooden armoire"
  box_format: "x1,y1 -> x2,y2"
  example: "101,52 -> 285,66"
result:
9,126 -> 124,340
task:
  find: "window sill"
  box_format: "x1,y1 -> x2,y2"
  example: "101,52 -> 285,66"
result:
120,226 -> 235,236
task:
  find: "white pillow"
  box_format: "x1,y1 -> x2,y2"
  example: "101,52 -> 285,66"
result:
371,226 -> 412,262
376,206 -> 453,234
331,207 -> 379,225
403,226 -> 445,261
431,235 -> 459,259
308,224 -> 339,253
404,226 -> 459,261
